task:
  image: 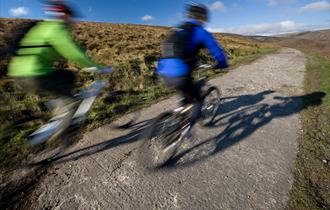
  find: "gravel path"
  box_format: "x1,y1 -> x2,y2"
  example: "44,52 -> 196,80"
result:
29,48 -> 306,210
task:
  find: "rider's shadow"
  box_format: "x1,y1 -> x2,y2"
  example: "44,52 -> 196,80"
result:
209,90 -> 275,127
164,91 -> 326,169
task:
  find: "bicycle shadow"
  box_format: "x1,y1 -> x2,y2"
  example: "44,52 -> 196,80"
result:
219,90 -> 275,114
0,164 -> 50,209
163,91 -> 326,169
50,119 -> 151,164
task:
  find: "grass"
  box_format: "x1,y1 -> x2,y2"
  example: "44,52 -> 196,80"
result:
286,54 -> 330,210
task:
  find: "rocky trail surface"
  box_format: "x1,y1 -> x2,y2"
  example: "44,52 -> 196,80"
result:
28,49 -> 308,210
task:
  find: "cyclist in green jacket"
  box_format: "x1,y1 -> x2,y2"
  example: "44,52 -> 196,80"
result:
8,0 -> 99,114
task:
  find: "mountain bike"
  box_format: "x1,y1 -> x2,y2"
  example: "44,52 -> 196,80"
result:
23,67 -> 139,165
139,65 -> 223,169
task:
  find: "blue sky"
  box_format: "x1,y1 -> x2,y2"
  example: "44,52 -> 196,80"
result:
0,0 -> 329,35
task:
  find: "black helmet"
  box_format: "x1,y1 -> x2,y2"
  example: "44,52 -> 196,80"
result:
43,0 -> 80,18
186,3 -> 209,22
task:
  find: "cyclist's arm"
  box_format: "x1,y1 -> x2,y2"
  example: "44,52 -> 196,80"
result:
49,25 -> 97,68
198,27 -> 228,68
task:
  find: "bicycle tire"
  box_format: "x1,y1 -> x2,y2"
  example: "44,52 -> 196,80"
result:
139,111 -> 184,169
199,86 -> 222,126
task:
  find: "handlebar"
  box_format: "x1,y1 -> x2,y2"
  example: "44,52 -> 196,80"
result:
195,63 -> 227,81
197,63 -> 228,72
98,67 -> 113,74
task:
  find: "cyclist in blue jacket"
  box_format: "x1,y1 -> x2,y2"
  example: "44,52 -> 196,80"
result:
156,3 -> 228,126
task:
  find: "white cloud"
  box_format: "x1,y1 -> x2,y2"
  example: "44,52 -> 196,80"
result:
209,1 -> 226,12
207,20 -> 328,35
299,1 -> 330,12
141,15 -> 154,21
280,20 -> 296,28
9,6 -> 29,17
267,0 -> 296,6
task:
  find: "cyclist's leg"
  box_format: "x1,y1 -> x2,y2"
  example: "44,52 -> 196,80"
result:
38,70 -> 75,97
37,70 -> 78,115
18,70 -> 75,97
161,75 -> 190,105
15,71 -> 78,145
178,75 -> 202,126
161,75 -> 202,126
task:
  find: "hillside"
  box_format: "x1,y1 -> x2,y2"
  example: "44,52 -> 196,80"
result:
277,29 -> 330,42
250,29 -> 330,59
0,18 -> 270,79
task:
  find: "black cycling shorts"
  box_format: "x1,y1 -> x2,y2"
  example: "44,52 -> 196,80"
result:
18,69 -> 76,97
161,75 -> 202,103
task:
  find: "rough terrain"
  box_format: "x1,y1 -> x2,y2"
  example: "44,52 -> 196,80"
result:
28,49 -> 307,210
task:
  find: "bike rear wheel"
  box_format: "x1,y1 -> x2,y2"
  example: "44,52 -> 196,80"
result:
139,111 -> 184,169
200,86 -> 222,126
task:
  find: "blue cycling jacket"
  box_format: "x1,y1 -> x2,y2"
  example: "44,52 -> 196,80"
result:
157,19 -> 228,77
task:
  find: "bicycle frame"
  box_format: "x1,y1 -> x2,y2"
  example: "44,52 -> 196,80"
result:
28,69 -> 111,146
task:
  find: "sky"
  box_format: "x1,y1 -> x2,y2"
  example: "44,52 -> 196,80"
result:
0,0 -> 329,35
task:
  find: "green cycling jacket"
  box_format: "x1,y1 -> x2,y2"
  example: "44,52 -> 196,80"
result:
8,20 -> 96,77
